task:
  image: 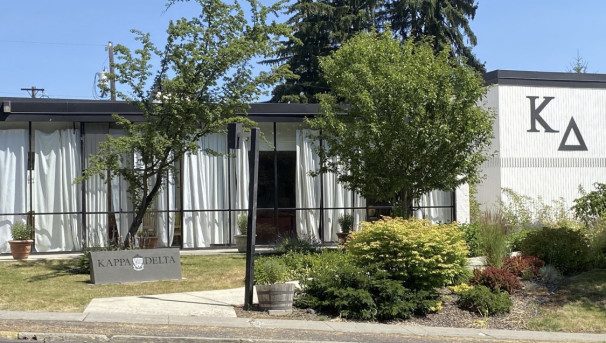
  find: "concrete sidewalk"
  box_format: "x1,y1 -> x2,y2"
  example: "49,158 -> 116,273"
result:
84,286 -> 257,317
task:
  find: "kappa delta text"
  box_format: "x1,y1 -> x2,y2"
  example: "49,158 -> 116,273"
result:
95,255 -> 178,268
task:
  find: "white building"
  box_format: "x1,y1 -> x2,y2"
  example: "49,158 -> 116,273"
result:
477,70 -> 606,213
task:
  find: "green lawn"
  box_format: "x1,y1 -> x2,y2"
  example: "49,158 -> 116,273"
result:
529,269 -> 606,333
0,254 -> 246,312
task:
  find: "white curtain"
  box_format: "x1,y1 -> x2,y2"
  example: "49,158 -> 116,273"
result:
295,130 -> 321,240
0,129 -> 28,253
182,134 -> 229,248
34,129 -> 82,252
84,125 -> 110,247
296,129 -> 366,242
83,125 -> 133,247
155,171 -> 176,247
230,138 -> 249,239
322,171 -> 366,241
414,190 -> 453,223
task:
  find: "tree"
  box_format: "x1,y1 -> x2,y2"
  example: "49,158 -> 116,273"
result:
381,0 -> 484,72
266,0 -> 378,103
79,0 -> 292,247
308,31 -> 493,217
268,0 -> 484,103
567,50 -> 588,73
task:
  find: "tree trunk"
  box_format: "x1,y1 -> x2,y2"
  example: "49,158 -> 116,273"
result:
124,174 -> 164,248
393,190 -> 414,219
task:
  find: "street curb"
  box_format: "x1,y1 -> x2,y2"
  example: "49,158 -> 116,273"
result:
19,331 -> 110,342
0,330 -> 18,340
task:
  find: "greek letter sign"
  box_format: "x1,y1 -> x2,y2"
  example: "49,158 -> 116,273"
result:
89,248 -> 182,284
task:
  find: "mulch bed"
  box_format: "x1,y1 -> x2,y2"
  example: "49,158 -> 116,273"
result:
235,279 -> 558,330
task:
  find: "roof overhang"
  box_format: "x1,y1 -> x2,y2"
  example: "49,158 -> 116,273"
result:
0,97 -> 320,123
484,70 -> 606,89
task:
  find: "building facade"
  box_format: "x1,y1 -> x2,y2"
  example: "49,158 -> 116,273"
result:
0,99 -> 461,253
477,70 -> 606,215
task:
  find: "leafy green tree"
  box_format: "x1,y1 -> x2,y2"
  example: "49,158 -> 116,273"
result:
78,0 -> 292,246
309,31 -> 493,217
572,183 -> 606,224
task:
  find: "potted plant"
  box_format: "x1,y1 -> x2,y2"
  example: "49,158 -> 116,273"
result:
234,214 -> 248,253
254,259 -> 295,313
137,230 -> 159,249
9,221 -> 34,260
337,213 -> 354,244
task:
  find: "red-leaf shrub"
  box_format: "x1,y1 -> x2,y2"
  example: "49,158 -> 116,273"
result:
503,255 -> 545,279
470,267 -> 522,294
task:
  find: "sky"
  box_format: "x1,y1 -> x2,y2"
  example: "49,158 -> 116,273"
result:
1,0 -> 605,101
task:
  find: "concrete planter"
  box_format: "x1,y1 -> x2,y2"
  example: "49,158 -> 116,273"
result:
8,240 -> 33,260
234,234 -> 247,253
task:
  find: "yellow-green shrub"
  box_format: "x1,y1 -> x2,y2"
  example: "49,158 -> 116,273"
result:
346,217 -> 469,291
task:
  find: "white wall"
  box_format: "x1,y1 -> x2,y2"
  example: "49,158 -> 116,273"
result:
476,86 -> 502,211
477,83 -> 606,212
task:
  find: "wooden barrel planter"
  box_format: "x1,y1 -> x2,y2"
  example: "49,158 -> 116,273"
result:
255,283 -> 295,313
138,236 -> 159,249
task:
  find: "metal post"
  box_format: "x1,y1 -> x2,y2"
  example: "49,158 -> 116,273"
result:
80,123 -> 87,247
107,42 -> 116,101
244,128 -> 260,310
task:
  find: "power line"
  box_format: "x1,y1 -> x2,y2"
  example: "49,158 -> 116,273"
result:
0,39 -> 106,47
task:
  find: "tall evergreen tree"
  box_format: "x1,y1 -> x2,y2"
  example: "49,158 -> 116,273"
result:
268,0 -> 484,102
266,0 -> 378,103
381,0 -> 484,72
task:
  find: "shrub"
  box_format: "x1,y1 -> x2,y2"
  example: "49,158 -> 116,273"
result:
572,183 -> 606,225
296,264 -> 439,321
338,213 -> 354,233
279,249 -> 349,281
500,188 -> 578,229
458,222 -> 482,257
457,285 -> 512,316
477,212 -> 509,268
538,265 -> 564,284
10,221 -> 32,241
519,227 -> 590,275
346,217 -> 468,291
274,234 -> 320,255
254,259 -> 289,285
470,267 -> 522,294
503,255 -> 545,279
507,227 -> 534,252
237,214 -> 248,235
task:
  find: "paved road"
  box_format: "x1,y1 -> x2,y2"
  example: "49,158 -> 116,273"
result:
0,319 -> 562,342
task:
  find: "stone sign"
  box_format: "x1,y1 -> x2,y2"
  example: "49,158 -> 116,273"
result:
89,248 -> 182,284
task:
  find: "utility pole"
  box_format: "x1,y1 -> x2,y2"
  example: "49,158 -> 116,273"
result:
106,41 -> 116,101
21,86 -> 44,98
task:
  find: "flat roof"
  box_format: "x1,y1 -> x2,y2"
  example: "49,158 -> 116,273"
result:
0,98 -> 320,122
484,70 -> 606,88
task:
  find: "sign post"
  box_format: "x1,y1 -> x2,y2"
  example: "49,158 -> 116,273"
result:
227,123 -> 259,310
244,128 -> 259,310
